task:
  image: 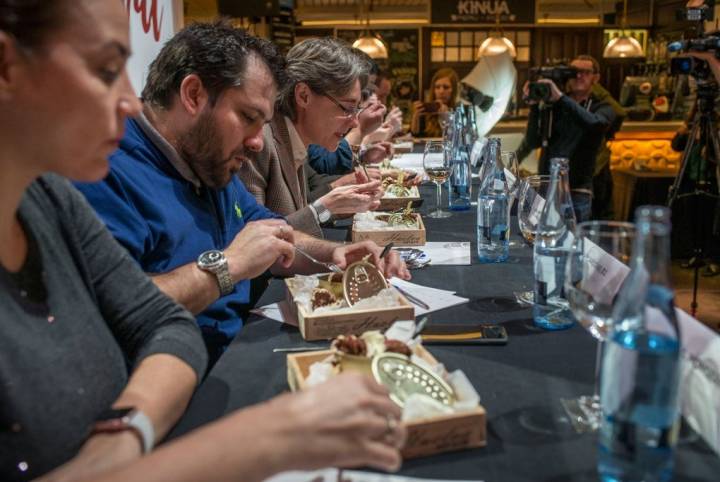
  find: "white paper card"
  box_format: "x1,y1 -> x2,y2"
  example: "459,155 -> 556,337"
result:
253,280 -> 470,325
410,241 -> 471,265
527,193 -> 546,226
392,153 -> 425,171
503,168 -> 516,188
579,238 -> 631,305
535,254 -> 556,294
264,469 -> 484,482
390,278 -> 469,316
251,300 -> 299,326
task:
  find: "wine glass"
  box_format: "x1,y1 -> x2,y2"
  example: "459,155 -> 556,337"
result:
517,175 -> 552,246
501,151 -> 521,246
562,221 -> 635,432
423,140 -> 452,218
513,175 -> 552,305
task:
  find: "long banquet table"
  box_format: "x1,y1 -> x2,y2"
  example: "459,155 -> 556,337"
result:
169,183 -> 720,482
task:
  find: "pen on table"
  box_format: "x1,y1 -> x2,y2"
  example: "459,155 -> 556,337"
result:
272,346 -> 328,353
379,242 -> 394,259
392,283 -> 430,310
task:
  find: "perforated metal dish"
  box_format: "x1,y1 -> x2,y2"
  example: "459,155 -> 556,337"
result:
371,352 -> 455,407
342,259 -> 388,305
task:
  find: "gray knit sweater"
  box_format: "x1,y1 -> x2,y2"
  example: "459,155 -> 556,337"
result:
0,174 -> 207,480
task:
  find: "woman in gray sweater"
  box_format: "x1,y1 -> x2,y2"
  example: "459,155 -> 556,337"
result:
0,1 -> 404,481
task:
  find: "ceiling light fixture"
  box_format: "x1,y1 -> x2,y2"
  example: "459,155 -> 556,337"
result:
351,0 -> 388,60
603,0 -> 644,58
477,8 -> 516,58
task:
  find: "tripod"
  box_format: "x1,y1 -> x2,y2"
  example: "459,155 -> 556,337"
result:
667,81 -> 720,317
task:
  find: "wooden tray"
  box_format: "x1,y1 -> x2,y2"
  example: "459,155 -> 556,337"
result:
285,278 -> 415,341
287,347 -> 487,458
351,213 -> 426,246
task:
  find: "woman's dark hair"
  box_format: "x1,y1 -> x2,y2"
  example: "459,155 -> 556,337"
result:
142,19 -> 287,109
0,0 -> 65,50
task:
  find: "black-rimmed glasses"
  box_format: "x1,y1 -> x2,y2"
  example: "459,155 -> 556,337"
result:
323,93 -> 365,118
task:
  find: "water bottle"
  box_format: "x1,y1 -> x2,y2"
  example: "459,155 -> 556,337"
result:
533,157 -> 576,330
477,138 -> 509,263
448,105 -> 471,211
598,206 -> 681,482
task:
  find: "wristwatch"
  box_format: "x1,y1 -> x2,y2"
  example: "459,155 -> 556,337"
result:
92,407 -> 155,454
197,250 -> 234,296
312,200 -> 332,223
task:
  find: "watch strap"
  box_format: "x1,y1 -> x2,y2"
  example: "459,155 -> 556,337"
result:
213,258 -> 234,296
197,251 -> 234,296
92,408 -> 155,454
127,410 -> 155,454
312,200 -> 332,223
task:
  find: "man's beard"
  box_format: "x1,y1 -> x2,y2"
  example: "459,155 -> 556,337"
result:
177,109 -> 241,189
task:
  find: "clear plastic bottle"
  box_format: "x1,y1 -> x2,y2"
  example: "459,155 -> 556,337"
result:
533,157 -> 576,330
477,138 -> 509,263
598,206 -> 681,482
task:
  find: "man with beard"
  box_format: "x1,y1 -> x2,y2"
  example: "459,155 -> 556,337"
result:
76,21 -> 409,365
516,55 -> 617,222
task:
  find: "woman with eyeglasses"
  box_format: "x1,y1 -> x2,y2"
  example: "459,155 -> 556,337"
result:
238,37 -> 386,237
0,2 -> 405,480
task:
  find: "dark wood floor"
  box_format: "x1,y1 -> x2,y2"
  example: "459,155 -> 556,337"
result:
672,260 -> 720,332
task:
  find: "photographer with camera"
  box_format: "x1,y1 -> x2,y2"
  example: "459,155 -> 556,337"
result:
516,55 -> 618,222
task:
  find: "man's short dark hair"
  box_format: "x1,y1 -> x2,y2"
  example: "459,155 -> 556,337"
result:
142,19 -> 287,109
573,54 -> 600,74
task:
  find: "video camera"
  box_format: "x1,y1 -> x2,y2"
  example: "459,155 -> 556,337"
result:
526,65 -> 578,102
676,0 -> 714,22
668,32 -> 720,79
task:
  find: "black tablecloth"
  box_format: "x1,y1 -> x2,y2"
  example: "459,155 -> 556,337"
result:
169,184 -> 720,481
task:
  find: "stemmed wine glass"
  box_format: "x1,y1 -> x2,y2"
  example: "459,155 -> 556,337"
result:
501,151 -> 521,246
562,221 -> 635,432
513,175 -> 552,304
423,140 -> 452,218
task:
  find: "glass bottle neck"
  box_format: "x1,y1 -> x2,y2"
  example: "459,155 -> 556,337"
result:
631,217 -> 672,287
544,162 -> 575,230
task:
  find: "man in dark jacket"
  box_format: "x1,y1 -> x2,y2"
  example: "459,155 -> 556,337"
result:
517,55 -> 618,222
591,84 -> 626,220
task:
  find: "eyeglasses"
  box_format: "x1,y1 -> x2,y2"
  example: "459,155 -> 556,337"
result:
323,93 -> 365,119
575,69 -> 596,76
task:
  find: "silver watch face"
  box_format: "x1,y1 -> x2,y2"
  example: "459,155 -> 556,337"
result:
198,250 -> 225,270
318,210 -> 331,223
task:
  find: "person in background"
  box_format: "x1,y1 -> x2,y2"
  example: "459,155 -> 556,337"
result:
76,23 -> 408,365
239,38 -> 393,236
308,86 -> 391,176
410,67 -> 459,138
516,55 -> 617,222
0,1 -> 405,480
376,70 -> 393,105
591,83 -> 626,220
374,71 -> 405,139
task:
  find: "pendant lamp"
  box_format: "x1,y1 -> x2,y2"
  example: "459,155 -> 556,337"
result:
352,0 -> 388,59
603,0 -> 644,58
478,9 -> 516,58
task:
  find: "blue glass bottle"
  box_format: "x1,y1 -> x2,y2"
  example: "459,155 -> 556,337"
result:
448,105 -> 471,211
533,157 -> 576,330
598,206 -> 681,482
477,138 -> 509,263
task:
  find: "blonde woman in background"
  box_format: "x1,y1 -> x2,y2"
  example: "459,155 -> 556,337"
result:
410,68 -> 459,138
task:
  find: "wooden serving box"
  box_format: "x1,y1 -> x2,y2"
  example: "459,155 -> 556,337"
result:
378,186 -> 421,211
351,213 -> 426,246
284,278 -> 415,341
286,346 -> 487,459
